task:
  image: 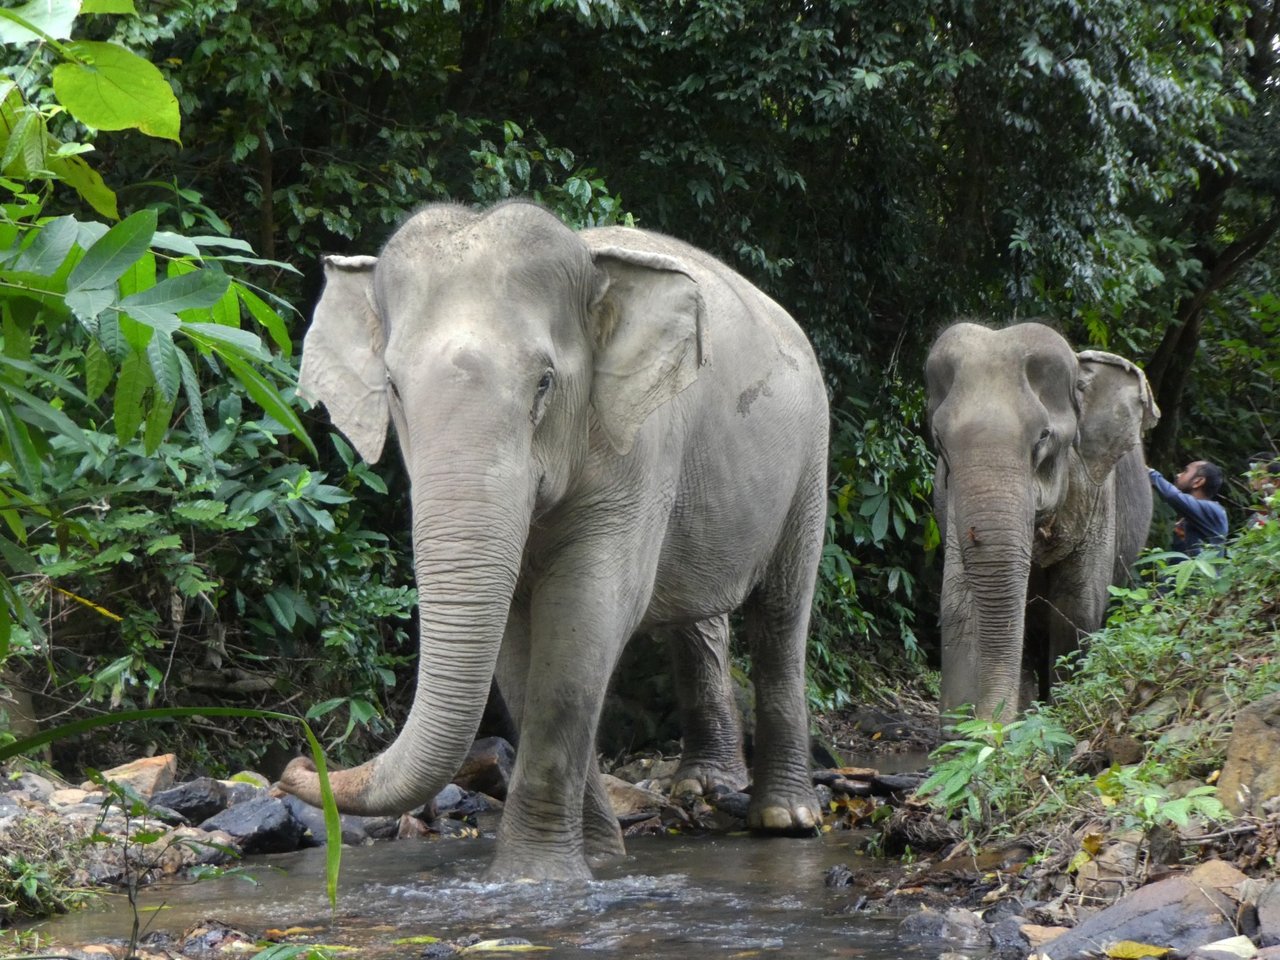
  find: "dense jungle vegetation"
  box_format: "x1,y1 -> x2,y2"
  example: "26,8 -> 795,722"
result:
1,0 -> 1278,776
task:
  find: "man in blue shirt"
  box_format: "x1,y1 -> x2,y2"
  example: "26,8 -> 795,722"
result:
1148,460 -> 1229,556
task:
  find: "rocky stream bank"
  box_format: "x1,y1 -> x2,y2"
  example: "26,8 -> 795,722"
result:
3,693 -> 1280,960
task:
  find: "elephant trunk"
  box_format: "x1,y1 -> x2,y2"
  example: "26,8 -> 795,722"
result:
940,456 -> 1034,721
280,459 -> 531,815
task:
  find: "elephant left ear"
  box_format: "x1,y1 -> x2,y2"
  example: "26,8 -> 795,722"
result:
1075,350 -> 1162,484
588,245 -> 707,455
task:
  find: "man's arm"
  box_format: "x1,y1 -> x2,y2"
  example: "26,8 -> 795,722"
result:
1149,469 -> 1227,536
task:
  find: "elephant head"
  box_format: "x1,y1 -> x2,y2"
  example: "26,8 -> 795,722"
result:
925,322 -> 1159,720
280,201 -> 706,814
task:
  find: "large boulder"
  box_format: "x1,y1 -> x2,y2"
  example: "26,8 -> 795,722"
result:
452,737 -> 516,800
86,754 -> 178,798
200,796 -> 305,854
1034,860 -> 1247,960
1218,691 -> 1280,815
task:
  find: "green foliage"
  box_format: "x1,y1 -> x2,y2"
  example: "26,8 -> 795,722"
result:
919,710 -> 1077,839
922,520 -> 1280,841
1095,763 -> 1227,832
809,376 -> 937,708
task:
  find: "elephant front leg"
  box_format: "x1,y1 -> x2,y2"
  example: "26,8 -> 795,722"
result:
742,542 -> 823,835
485,572 -> 638,882
664,616 -> 749,796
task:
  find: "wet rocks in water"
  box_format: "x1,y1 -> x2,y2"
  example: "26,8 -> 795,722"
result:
898,905 -> 991,950
152,777 -> 230,824
199,796 -> 305,854
452,736 -> 516,800
278,793 -> 397,847
1029,860 -> 1247,959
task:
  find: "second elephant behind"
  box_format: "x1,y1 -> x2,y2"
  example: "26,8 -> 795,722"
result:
926,321 -> 1160,719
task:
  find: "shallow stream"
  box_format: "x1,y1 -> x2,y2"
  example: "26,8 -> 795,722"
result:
30,825 -> 973,958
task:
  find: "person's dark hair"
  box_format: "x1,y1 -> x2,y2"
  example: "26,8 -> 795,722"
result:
1196,461 -> 1225,498
1249,453 -> 1280,476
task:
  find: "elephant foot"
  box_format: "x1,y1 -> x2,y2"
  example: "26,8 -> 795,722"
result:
670,758 -> 750,797
747,787 -> 823,836
583,820 -> 626,860
484,849 -> 595,883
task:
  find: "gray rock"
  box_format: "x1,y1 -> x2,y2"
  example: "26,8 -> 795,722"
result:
988,914 -> 1033,958
152,778 -> 229,823
429,783 -> 465,816
199,796 -> 305,854
1187,936 -> 1260,960
1036,861 -> 1244,959
453,737 -> 516,800
899,907 -> 991,949
282,798 -> 391,849
1259,881 -> 1280,947
1218,691 -> 1280,816
12,771 -> 57,801
221,780 -> 266,807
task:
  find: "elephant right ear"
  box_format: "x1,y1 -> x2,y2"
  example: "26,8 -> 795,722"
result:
299,254 -> 389,464
1075,350 -> 1161,484
588,246 -> 706,455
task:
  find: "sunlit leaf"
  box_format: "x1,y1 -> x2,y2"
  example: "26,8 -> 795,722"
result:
67,208 -> 155,292
53,41 -> 181,142
0,0 -> 78,44
1105,942 -> 1171,959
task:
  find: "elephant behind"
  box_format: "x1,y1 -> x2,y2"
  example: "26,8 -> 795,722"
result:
926,321 -> 1160,719
279,201 -> 827,881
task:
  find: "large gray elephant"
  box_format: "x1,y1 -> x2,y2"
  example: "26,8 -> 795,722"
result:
278,201 -> 827,880
925,322 -> 1160,720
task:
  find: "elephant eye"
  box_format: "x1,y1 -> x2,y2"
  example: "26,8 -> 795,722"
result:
1036,428 -> 1051,445
531,368 -> 555,426
536,369 -> 554,398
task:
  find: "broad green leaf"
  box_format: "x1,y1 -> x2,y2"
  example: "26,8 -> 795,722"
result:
113,350 -> 148,442
0,404 -> 41,492
142,387 -> 175,454
0,0 -> 78,45
47,152 -> 119,219
53,41 -> 181,143
11,215 -> 79,275
82,0 -> 137,13
173,500 -> 227,521
264,591 -> 296,630
1,109 -> 46,177
3,380 -> 89,447
84,338 -> 112,400
65,287 -> 115,328
122,268 -> 229,314
145,330 -> 180,403
175,348 -> 209,450
187,235 -> 253,253
67,208 -> 155,291
220,351 -> 317,459
180,320 -> 270,361
0,533 -> 37,574
210,283 -> 237,326
118,249 -> 156,298
151,231 -> 201,257
236,284 -> 292,356
96,307 -> 126,359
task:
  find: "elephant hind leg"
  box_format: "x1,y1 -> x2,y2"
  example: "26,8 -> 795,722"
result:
662,615 -> 750,796
742,476 -> 824,835
583,764 -> 625,862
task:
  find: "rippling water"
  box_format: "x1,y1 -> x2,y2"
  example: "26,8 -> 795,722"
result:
30,825 -> 971,958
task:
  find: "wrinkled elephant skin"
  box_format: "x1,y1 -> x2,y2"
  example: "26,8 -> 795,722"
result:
926,322 -> 1160,720
278,201 -> 828,880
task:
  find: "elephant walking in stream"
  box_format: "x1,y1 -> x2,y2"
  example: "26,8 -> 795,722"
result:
278,201 -> 828,881
926,322 -> 1160,720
